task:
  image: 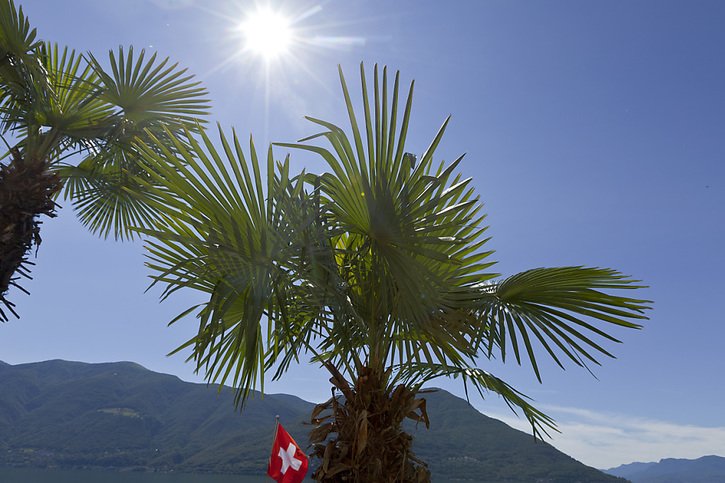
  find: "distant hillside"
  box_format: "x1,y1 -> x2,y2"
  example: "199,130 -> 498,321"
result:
0,360 -> 624,482
605,455 -> 725,483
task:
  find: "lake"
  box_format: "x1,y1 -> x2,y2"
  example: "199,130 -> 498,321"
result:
0,467 -> 454,483
0,467 -> 269,483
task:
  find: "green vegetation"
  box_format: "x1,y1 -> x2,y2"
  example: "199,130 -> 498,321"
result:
0,360 -> 627,482
135,64 -> 650,482
0,0 -> 209,320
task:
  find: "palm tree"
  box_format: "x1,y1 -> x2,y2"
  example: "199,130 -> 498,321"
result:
0,0 -> 209,321
135,64 -> 650,482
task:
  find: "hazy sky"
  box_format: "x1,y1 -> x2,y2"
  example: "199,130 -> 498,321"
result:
2,0 -> 724,469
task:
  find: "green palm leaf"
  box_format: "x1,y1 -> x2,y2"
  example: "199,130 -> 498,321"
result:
88,46 -> 209,129
55,46 -> 211,240
477,266 -> 650,380
132,125 -> 307,404
396,363 -> 556,438
0,0 -> 47,143
34,43 -> 115,141
57,158 -> 168,239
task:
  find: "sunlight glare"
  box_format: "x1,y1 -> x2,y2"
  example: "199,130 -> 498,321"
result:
239,8 -> 293,61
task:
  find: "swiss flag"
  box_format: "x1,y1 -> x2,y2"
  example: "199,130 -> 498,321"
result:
267,422 -> 309,483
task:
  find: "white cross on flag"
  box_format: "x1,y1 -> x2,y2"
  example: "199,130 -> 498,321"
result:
267,421 -> 309,483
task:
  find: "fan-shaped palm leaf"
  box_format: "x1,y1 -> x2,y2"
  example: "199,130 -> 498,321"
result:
132,125 -> 308,403
55,46 -> 210,239
34,43 -> 115,141
0,0 -> 44,124
475,267 -> 649,380
89,46 -> 208,130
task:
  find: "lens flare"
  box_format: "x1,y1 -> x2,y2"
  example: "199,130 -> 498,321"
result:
239,8 -> 293,61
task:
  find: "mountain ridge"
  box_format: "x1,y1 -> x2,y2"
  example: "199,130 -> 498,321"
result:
605,455 -> 725,483
0,359 -> 623,482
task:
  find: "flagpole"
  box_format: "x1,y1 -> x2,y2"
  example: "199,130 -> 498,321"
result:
267,415 -> 281,481
272,414 -> 280,446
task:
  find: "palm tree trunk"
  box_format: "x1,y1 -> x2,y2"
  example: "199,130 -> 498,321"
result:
310,364 -> 431,482
0,150 -> 60,321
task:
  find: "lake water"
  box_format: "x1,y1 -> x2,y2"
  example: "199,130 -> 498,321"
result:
0,467 -> 269,483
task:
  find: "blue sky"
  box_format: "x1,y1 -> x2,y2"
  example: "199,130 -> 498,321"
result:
2,0 -> 724,469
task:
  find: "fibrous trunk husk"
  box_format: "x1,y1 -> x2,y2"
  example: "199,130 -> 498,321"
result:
309,364 -> 431,482
0,150 -> 60,321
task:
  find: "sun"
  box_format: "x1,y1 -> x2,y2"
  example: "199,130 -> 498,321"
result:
239,7 -> 293,61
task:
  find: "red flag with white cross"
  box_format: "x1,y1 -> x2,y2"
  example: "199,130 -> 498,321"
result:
267,421 -> 308,483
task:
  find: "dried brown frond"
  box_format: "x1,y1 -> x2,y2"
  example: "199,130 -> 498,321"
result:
310,366 -> 431,483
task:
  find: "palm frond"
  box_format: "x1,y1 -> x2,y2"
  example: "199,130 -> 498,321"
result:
56,46 -> 211,239
88,46 -> 209,130
34,43 -> 115,142
0,0 -> 42,86
396,362 -> 557,439
56,158 -> 167,240
0,0 -> 47,138
132,125 -> 310,405
477,266 -> 651,381
0,0 -> 40,57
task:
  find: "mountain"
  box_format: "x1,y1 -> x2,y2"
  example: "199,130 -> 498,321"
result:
0,360 -> 624,482
605,456 -> 725,483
